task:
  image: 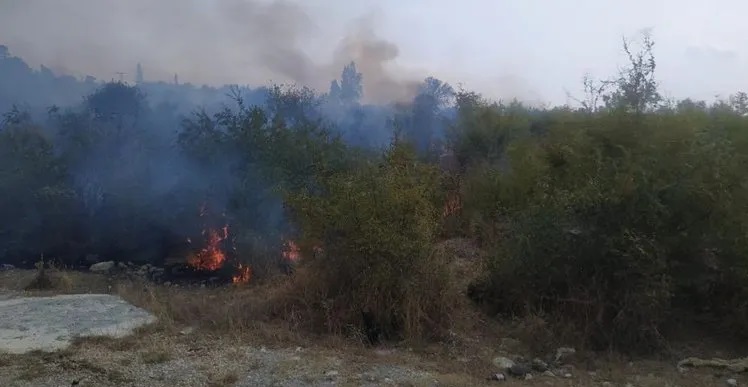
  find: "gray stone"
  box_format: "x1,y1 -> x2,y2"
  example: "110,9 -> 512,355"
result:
89,260 -> 115,273
508,363 -> 532,377
554,347 -> 576,363
492,356 -> 516,370
532,358 -> 549,372
0,294 -> 156,354
727,378 -> 738,387
489,373 -> 506,381
0,264 -> 15,271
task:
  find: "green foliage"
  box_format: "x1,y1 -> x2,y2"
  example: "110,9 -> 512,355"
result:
282,141 -> 458,341
463,106 -> 748,351
447,92 -> 534,170
0,121 -> 76,260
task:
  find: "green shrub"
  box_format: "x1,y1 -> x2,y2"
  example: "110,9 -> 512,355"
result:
0,122 -> 77,262
464,109 -> 748,351
281,141 -> 459,341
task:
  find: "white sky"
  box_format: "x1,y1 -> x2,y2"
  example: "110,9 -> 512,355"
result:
1,0 -> 747,105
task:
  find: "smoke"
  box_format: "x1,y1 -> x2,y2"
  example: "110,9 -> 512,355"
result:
0,0 -> 425,103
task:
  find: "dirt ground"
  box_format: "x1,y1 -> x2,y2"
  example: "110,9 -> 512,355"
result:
0,268 -> 744,387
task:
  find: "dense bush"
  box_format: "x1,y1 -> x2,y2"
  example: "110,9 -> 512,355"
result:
280,141 -> 458,341
462,95 -> 748,352
0,112 -> 78,262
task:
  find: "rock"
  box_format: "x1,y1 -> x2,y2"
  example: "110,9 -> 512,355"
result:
0,263 -> 15,271
727,378 -> 738,387
508,364 -> 532,377
563,372 -> 573,378
524,373 -> 533,380
179,326 -> 195,335
532,358 -> 549,372
554,347 -> 576,364
324,370 -> 339,378
0,294 -> 156,354
542,370 -> 556,377
678,357 -> 748,373
89,261 -> 115,273
488,373 -> 506,381
492,356 -> 516,370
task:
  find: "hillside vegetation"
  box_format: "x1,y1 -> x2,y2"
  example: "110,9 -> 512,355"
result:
2,34 -> 748,353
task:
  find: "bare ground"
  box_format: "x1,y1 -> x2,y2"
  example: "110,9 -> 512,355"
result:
0,268 -> 744,387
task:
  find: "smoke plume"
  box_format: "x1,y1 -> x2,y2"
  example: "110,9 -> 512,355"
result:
0,0 -> 423,103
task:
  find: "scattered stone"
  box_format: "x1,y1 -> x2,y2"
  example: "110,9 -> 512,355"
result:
508,363 -> 532,377
542,370 -> 556,377
0,263 -> 15,271
532,358 -> 549,372
678,357 -> 748,373
179,326 -> 195,335
324,370 -> 339,378
488,373 -> 506,381
89,260 -> 115,273
524,373 -> 533,380
727,378 -> 738,387
563,372 -> 573,378
492,356 -> 516,370
554,347 -> 577,364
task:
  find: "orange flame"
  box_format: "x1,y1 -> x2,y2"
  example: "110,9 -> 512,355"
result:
281,239 -> 323,262
282,240 -> 301,262
232,264 -> 252,284
187,226 -> 228,271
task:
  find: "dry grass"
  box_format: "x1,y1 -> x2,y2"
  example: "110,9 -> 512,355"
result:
206,371 -> 240,387
0,247 -> 745,386
0,265 -> 111,296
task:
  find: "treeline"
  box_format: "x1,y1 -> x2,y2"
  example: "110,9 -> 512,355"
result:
2,35 -> 748,352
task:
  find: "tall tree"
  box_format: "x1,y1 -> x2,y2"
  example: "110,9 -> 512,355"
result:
135,63 -> 144,84
339,62 -> 363,105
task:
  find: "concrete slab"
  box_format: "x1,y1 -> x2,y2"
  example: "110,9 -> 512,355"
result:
0,294 -> 156,354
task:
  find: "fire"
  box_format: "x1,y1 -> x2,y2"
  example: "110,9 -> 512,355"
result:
187,226 -> 228,271
232,264 -> 251,284
281,239 -> 323,263
185,203 -> 231,271
282,240 -> 301,262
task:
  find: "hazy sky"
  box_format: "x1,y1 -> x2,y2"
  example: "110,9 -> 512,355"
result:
1,0 -> 747,105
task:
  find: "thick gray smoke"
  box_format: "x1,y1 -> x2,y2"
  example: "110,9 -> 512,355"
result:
0,0 -> 423,103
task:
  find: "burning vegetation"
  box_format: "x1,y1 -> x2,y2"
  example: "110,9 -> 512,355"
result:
184,203 -> 252,284
282,240 -> 300,262
186,226 -> 229,272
